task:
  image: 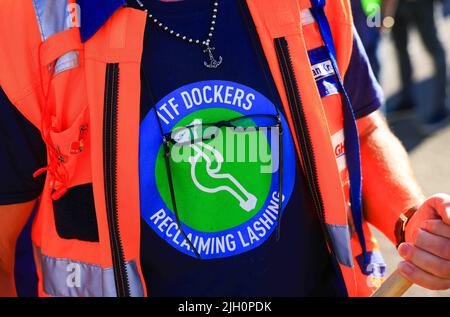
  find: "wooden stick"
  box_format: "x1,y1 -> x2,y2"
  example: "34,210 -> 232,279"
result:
371,269 -> 413,297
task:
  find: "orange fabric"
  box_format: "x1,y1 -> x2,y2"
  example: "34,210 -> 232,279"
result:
82,7 -> 148,282
1,1 -> 147,296
245,0 -> 349,227
0,0 -> 381,297
39,29 -> 83,67
247,0 -> 381,296
0,0 -> 44,128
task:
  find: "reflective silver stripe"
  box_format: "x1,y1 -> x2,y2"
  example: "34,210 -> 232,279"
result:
301,9 -> 315,26
35,247 -> 144,297
32,0 -> 80,74
52,51 -> 80,74
326,224 -> 354,268
32,0 -> 70,41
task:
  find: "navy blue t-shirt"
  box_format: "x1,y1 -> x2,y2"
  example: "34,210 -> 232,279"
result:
0,0 -> 383,297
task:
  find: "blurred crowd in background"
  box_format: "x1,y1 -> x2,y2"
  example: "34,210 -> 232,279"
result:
352,0 -> 449,131
353,0 -> 450,297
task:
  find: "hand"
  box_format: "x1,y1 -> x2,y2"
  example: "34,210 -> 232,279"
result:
397,194 -> 450,290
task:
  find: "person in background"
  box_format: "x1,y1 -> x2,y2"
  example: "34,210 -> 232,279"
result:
445,0 -> 450,17
392,0 -> 448,129
351,0 -> 398,81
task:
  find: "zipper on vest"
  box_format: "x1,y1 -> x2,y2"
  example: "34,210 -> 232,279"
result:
274,37 -> 326,222
103,63 -> 131,297
274,37 -> 350,296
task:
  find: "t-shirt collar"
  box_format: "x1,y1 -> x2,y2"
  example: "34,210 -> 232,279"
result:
77,0 -> 127,43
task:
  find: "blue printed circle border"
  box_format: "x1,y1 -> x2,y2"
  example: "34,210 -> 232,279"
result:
139,80 -> 296,259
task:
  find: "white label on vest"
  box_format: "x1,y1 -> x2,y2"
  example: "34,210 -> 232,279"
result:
301,9 -> 315,26
332,129 -> 346,173
308,47 -> 339,98
311,60 -> 335,81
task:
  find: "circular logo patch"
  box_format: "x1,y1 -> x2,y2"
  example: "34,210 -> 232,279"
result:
140,80 -> 296,259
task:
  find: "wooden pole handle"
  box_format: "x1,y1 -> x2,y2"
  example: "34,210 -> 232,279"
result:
371,269 -> 413,297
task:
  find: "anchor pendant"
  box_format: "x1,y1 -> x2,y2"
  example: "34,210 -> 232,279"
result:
203,45 -> 223,69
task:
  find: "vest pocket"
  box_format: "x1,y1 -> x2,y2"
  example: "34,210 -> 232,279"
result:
52,183 -> 99,242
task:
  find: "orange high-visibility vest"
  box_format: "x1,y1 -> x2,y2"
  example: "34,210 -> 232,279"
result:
0,0 -> 385,297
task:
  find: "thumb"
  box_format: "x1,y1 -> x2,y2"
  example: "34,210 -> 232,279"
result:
405,194 -> 450,243
421,193 -> 450,225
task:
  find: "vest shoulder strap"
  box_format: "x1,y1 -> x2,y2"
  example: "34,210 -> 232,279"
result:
0,0 -> 81,128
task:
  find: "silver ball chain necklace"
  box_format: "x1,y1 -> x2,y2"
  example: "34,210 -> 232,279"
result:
135,0 -> 223,69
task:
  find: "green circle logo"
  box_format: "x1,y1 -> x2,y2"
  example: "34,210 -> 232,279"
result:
155,108 -> 272,232
139,80 -> 296,259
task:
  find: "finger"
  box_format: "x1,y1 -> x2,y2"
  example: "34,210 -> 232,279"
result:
414,229 -> 450,260
421,219 -> 450,239
398,243 -> 450,279
427,194 -> 450,225
398,261 -> 450,291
